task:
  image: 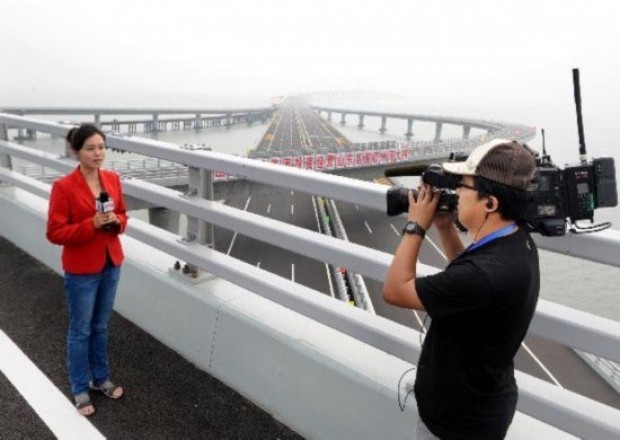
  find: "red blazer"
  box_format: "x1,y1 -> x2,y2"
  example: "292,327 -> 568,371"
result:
47,167 -> 128,274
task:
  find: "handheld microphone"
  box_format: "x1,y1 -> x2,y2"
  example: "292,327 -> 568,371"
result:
384,164 -> 430,178
96,192 -> 115,231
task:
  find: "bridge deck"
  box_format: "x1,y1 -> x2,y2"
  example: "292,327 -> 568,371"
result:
0,236 -> 301,439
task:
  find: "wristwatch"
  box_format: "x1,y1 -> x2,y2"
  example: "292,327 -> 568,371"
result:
402,220 -> 426,238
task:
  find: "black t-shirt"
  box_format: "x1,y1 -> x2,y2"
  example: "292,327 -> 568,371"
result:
414,228 -> 539,440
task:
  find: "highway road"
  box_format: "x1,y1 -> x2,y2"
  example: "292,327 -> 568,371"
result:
255,100 -> 348,155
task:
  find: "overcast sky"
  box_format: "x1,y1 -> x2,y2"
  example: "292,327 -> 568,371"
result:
2,0 -> 619,158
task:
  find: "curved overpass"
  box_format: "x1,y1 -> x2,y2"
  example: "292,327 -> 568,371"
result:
310,105 -> 536,143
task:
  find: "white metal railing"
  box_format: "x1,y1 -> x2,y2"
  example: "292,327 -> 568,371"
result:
1,113 -> 620,439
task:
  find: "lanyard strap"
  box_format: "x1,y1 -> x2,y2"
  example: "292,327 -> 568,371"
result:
465,223 -> 517,253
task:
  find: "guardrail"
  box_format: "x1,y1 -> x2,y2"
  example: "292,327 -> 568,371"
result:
1,113 -> 620,439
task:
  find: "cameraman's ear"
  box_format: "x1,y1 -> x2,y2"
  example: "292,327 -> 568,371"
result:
486,196 -> 498,212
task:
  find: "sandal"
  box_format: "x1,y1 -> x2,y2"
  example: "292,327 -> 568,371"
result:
89,380 -> 124,399
74,393 -> 95,416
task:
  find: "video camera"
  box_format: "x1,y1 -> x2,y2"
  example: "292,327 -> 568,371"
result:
384,69 -> 618,237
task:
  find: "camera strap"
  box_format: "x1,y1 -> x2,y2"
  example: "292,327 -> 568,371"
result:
465,223 -> 517,253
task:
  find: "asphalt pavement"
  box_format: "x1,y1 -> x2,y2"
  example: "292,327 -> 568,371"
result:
0,236 -> 302,440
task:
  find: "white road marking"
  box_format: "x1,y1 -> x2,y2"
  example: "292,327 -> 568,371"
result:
364,221 -> 373,234
291,204 -> 294,215
521,342 -> 563,387
227,196 -> 252,256
324,263 -> 335,297
257,261 -> 261,268
0,330 -> 105,439
426,237 -> 448,261
390,223 -> 400,236
291,264 -> 295,282
411,310 -> 425,329
227,234 -> 238,256
355,205 -> 359,210
267,203 -> 271,214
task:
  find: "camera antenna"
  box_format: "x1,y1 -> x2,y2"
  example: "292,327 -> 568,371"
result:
572,68 -> 588,164
538,128 -> 552,166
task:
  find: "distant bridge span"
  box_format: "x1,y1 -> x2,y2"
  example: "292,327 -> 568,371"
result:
311,105 -> 535,141
0,106 -> 276,137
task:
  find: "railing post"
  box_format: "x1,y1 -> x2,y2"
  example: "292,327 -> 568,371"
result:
0,122 -> 12,170
180,144 -> 215,281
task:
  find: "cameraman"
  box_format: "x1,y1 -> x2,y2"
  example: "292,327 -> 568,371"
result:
383,139 -> 539,439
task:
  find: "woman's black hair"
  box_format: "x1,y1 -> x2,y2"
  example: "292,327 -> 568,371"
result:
473,176 -> 530,221
66,123 -> 106,152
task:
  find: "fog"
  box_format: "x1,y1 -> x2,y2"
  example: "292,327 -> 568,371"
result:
2,0 -> 620,161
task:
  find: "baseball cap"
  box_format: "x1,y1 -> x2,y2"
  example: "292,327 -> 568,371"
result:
442,138 -> 536,190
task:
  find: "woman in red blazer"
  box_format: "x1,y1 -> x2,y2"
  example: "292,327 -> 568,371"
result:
47,123 -> 127,416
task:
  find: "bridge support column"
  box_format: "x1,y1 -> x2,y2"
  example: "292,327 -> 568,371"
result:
129,123 -> 136,133
94,114 -> 101,127
225,113 -> 232,128
17,128 -> 26,140
462,125 -> 471,140
195,114 -> 202,130
357,114 -> 365,129
340,113 -> 347,125
26,129 -> 36,140
152,114 -> 159,132
379,116 -> 387,133
405,118 -> 414,140
327,111 -> 332,122
0,122 -> 12,170
112,119 -> 120,132
434,122 -> 443,141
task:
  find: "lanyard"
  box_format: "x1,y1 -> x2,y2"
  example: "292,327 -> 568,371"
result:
465,223 -> 517,253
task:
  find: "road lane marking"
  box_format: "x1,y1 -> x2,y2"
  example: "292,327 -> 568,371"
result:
426,237 -> 448,261
364,221 -> 373,234
257,262 -> 261,268
267,203 -> 271,214
291,204 -> 294,215
521,342 -> 563,387
227,196 -> 252,255
0,330 -> 105,439
325,263 -> 335,297
390,223 -> 400,236
355,205 -> 359,210
411,310 -> 425,329
291,264 -> 295,282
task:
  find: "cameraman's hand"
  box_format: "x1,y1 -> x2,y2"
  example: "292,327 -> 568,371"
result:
408,184 -> 440,230
433,211 -> 456,231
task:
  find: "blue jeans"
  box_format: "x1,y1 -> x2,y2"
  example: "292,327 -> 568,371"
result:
64,264 -> 121,395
